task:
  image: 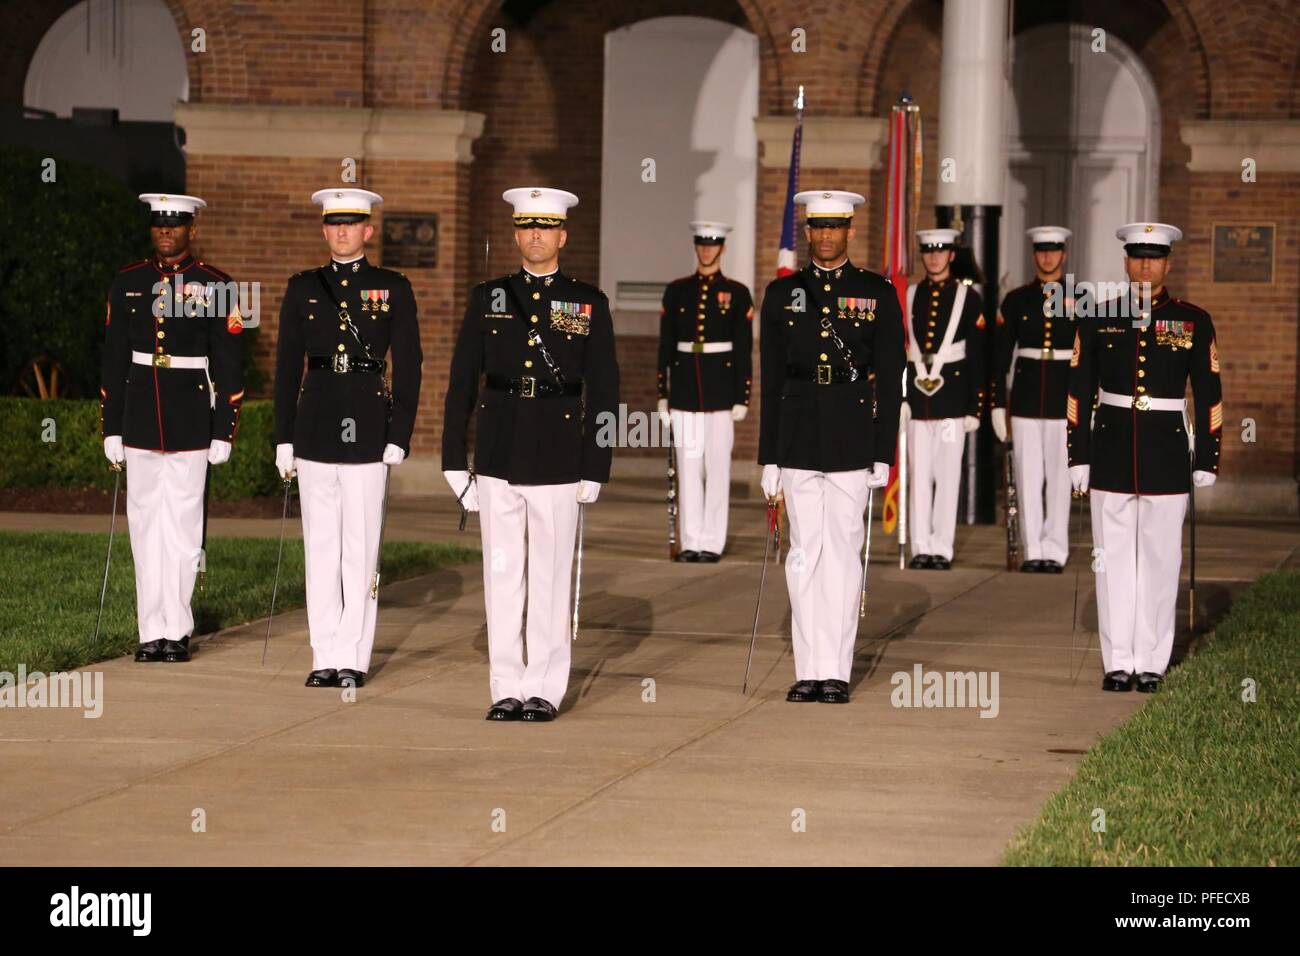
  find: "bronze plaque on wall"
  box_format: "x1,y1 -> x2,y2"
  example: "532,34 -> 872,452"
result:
1213,224 -> 1274,283
382,214 -> 438,269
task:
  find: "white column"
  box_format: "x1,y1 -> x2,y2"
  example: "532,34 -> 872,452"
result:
936,0 -> 1010,207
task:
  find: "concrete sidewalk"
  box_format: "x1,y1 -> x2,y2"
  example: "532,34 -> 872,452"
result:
0,482 -> 1294,865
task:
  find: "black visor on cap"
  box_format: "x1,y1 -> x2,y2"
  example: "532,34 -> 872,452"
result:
807,217 -> 851,229
1124,242 -> 1170,259
1032,242 -> 1066,252
150,212 -> 194,227
920,242 -> 955,251
694,236 -> 725,246
323,212 -> 370,225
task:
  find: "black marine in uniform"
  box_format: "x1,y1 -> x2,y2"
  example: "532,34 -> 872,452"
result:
102,193 -> 244,664
759,189 -> 904,705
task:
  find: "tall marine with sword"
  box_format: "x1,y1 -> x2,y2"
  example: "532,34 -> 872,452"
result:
755,184 -> 904,705
442,186 -> 620,723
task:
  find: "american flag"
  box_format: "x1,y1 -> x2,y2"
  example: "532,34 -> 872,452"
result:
775,87 -> 805,277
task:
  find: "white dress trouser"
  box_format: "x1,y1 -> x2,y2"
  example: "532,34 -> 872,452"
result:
477,475 -> 580,706
671,409 -> 733,554
780,467 -> 869,682
907,418 -> 964,560
1011,417 -> 1071,564
124,447 -> 208,643
1090,489 -> 1188,676
296,458 -> 387,672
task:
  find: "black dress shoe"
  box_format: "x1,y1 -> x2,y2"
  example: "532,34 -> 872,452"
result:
931,556 -> 952,570
908,554 -> 933,570
161,636 -> 191,662
818,679 -> 850,704
786,680 -> 821,702
1020,559 -> 1043,573
1101,670 -> 1134,692
521,697 -> 557,721
1043,560 -> 1064,574
675,550 -> 700,563
697,551 -> 721,563
305,669 -> 339,687
1134,672 -> 1163,693
486,698 -> 524,721
337,669 -> 366,688
134,639 -> 166,663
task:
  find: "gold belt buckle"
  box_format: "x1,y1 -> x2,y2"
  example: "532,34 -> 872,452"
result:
332,352 -> 350,373
1042,347 -> 1053,361
520,375 -> 536,398
152,353 -> 170,368
692,342 -> 705,354
816,364 -> 833,385
1134,394 -> 1151,411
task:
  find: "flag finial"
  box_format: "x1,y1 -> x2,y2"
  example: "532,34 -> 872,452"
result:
795,85 -> 805,112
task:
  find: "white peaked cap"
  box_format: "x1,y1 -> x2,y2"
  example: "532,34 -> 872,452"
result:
1027,226 -> 1072,245
503,187 -> 580,223
794,190 -> 865,219
311,188 -> 383,218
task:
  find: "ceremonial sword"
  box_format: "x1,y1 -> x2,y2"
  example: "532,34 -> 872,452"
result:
743,496 -> 781,694
91,461 -> 124,647
262,473 -> 295,665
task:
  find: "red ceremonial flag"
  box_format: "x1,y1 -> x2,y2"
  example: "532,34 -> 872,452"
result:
880,97 -> 922,548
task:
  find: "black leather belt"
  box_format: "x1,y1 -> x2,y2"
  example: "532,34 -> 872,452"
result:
308,354 -> 386,374
486,374 -> 583,398
786,364 -> 871,385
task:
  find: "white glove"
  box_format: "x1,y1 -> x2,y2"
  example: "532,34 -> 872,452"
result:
731,404 -> 748,422
1192,470 -> 1216,488
275,443 -> 295,480
657,398 -> 671,427
443,470 -> 479,512
207,439 -> 232,465
761,464 -> 781,499
898,402 -> 911,428
103,435 -> 125,465
963,415 -> 980,433
577,479 -> 601,504
1069,464 -> 1090,494
991,408 -> 1007,442
382,443 -> 405,465
867,462 -> 890,489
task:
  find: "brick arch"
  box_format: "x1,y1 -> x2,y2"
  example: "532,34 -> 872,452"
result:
441,0 -> 784,114
1158,0 -> 1212,118
167,0 -> 250,103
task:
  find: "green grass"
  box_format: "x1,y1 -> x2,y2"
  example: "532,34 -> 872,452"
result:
0,531 -> 479,674
1004,571 -> 1300,866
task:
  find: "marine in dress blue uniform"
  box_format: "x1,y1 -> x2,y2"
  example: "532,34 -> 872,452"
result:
274,188 -> 423,689
1067,222 -> 1222,692
101,193 -> 244,663
656,221 -> 753,562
